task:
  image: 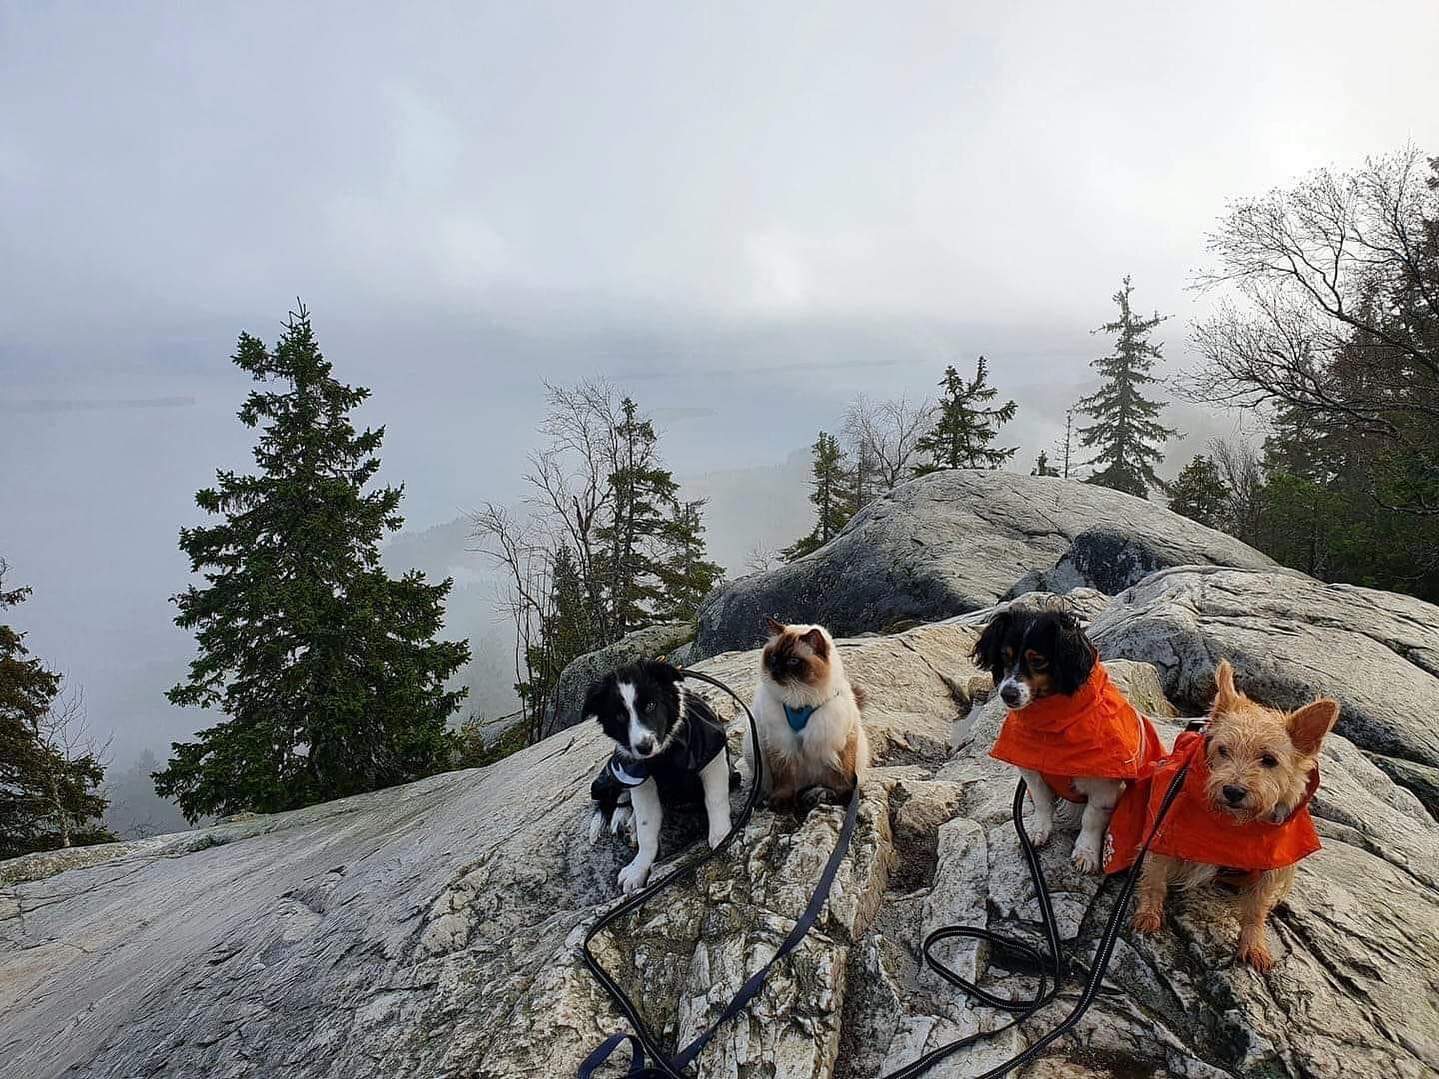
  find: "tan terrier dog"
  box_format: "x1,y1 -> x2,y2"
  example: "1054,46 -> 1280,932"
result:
1125,660 -> 1339,971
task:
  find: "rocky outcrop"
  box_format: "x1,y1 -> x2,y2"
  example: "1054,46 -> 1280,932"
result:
1008,523 -> 1273,598
694,470 -> 1274,659
5,620 -> 1435,1078
545,621 -> 694,736
1090,566 -> 1439,815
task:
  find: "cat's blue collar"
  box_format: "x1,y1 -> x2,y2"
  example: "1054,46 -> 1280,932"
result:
784,703 -> 816,731
783,691 -> 843,732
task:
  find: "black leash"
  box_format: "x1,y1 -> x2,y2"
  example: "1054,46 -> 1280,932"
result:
885,746 -> 1194,1079
578,668 -> 1193,1079
578,667 -> 862,1079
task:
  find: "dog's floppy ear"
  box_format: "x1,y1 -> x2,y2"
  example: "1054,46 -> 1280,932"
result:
1051,613 -> 1097,695
1287,698 -> 1339,756
800,627 -> 829,659
1212,658 -> 1240,713
640,658 -> 682,685
764,615 -> 786,638
971,611 -> 1012,676
581,678 -> 609,724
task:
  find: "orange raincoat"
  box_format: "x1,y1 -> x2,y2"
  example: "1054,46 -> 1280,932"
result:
989,662 -> 1164,802
1105,728 -> 1322,875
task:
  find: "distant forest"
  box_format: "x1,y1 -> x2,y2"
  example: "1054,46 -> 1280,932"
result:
773,148 -> 1439,609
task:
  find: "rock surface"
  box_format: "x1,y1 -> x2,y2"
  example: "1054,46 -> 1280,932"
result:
1090,566 -> 1439,814
5,621 -> 1436,1079
1008,524 -> 1272,598
694,470 -> 1274,658
545,621 -> 694,736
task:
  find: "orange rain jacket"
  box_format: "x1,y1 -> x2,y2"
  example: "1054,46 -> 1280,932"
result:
989,662 -> 1164,803
1105,728 -> 1322,875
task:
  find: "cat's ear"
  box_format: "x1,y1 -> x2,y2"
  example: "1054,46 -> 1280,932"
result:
765,615 -> 786,638
800,627 -> 829,659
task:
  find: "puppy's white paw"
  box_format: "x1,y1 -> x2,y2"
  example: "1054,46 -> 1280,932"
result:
610,805 -> 634,836
587,811 -> 605,845
617,858 -> 651,894
708,816 -> 732,850
1071,837 -> 1101,874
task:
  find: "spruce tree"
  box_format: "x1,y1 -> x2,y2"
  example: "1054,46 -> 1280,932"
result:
913,357 -> 1018,474
155,306 -> 469,822
0,563 -> 111,857
1031,451 -> 1060,477
524,544 -> 597,737
1054,409 -> 1075,479
599,397 -> 683,637
545,545 -> 598,668
653,500 -> 724,623
1076,277 -> 1178,497
783,432 -> 857,561
1167,455 -> 1231,529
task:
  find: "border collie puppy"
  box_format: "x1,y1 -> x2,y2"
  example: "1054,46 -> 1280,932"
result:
973,607 -> 1162,873
585,659 -> 732,894
752,618 -> 869,809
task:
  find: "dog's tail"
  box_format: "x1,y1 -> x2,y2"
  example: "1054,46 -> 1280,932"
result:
852,683 -> 868,711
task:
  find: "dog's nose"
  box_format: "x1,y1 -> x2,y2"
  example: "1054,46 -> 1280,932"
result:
1222,784 -> 1247,806
999,684 -> 1021,707
634,735 -> 657,756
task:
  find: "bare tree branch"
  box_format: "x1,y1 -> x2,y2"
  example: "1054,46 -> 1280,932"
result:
843,393 -> 936,497
1183,147 -> 1439,515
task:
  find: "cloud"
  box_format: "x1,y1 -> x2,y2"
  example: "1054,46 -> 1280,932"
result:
0,396 -> 198,413
649,406 -> 717,422
2,0 -> 1437,768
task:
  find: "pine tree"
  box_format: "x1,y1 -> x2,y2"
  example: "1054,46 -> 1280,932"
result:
1054,410 -> 1075,479
0,563 -> 111,858
529,545 -> 596,709
154,306 -> 469,822
1076,277 -> 1178,497
783,432 -> 857,561
913,357 -> 1018,474
849,430 -> 879,511
546,544 -> 597,667
653,500 -> 725,623
1167,455 -> 1231,529
522,544 -> 598,737
599,397 -> 683,637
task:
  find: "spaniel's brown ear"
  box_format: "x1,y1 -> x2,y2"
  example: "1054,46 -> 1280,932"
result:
800,627 -> 829,659
1212,658 -> 1240,713
1287,698 -> 1339,756
765,615 -> 786,638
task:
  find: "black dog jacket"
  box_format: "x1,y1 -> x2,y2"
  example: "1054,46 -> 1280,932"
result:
590,691 -> 729,810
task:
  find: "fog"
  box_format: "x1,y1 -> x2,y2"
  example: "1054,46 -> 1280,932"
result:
2,1 -> 1436,771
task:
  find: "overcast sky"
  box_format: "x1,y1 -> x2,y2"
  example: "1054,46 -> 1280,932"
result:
3,1 -> 1437,765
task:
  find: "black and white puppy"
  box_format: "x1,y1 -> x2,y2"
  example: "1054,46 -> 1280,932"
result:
585,659 -> 732,894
